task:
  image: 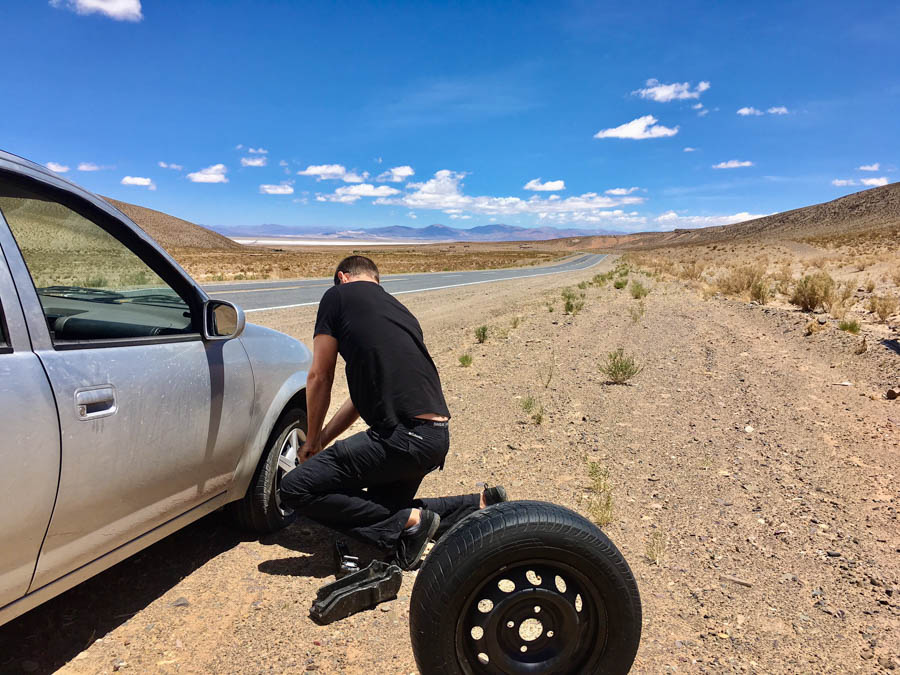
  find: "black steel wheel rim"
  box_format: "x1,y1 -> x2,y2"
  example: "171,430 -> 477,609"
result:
455,558 -> 608,674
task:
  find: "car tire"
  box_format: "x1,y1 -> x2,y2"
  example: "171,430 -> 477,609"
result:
228,405 -> 307,534
409,500 -> 642,675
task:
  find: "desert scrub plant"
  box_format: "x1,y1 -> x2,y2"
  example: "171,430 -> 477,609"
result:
562,287 -> 585,315
577,280 -> 589,290
868,295 -> 899,322
628,301 -> 646,323
629,280 -> 650,299
520,396 -> 543,424
599,347 -> 643,384
458,353 -> 473,367
540,348 -> 555,389
474,325 -> 488,343
789,271 -> 835,312
715,264 -> 765,297
838,319 -> 860,334
510,315 -> 522,329
864,278 -> 876,293
749,278 -> 771,305
613,278 -> 627,290
645,530 -> 667,566
586,462 -> 614,526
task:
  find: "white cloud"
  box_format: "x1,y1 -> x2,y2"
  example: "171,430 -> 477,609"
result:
831,179 -> 857,186
318,183 -> 402,203
683,147 -> 696,152
713,160 -> 754,169
376,165 -> 415,183
373,170 -> 644,224
605,187 -> 640,195
654,210 -> 766,228
241,156 -> 267,167
279,160 -> 288,167
298,164 -> 368,182
235,144 -> 244,150
767,106 -> 789,115
50,0 -> 142,21
46,161 -> 69,173
594,115 -> 678,140
633,79 -> 710,102
692,103 -> 704,110
248,147 -> 268,154
77,162 -> 102,171
857,163 -> 880,171
523,178 -> 566,191
259,183 -> 294,195
187,164 -> 228,183
861,177 -> 888,187
121,175 -> 156,190
407,212 -> 417,219
737,107 -> 764,116
697,108 -> 709,117
157,161 -> 183,170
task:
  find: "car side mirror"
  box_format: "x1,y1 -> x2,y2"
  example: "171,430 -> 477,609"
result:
203,299 -> 245,340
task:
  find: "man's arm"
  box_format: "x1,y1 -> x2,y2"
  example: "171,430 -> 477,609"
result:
319,397 -> 359,448
301,333 -> 338,461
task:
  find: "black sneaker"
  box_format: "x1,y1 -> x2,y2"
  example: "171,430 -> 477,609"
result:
396,510 -> 440,571
483,485 -> 508,506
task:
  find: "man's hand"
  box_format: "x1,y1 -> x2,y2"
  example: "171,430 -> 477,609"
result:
298,439 -> 323,464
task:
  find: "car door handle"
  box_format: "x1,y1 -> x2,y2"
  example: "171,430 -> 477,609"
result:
75,385 -> 118,420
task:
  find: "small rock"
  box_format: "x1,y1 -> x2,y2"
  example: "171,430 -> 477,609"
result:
744,425 -> 754,433
878,655 -> 895,669
817,317 -> 827,325
379,604 -> 392,612
113,659 -> 128,671
860,648 -> 874,660
886,388 -> 900,400
826,550 -> 841,557
171,597 -> 190,607
720,574 -> 753,588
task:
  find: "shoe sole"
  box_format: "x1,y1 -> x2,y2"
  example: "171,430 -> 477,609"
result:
402,513 -> 441,571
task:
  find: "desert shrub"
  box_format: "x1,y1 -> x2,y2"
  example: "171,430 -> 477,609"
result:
520,396 -> 543,424
749,278 -> 771,304
838,319 -> 860,334
587,462 -> 614,526
458,353 -> 473,367
680,259 -> 706,281
645,530 -> 667,566
614,278 -> 627,290
510,315 -> 522,329
715,264 -> 765,296
790,272 -> 835,312
577,280 -> 589,290
865,278 -> 875,293
474,325 -> 488,343
628,302 -> 645,323
562,287 -> 585,315
630,280 -> 650,299
599,348 -> 643,384
868,295 -> 899,322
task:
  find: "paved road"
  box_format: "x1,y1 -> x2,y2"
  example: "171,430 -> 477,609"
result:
203,253 -> 607,313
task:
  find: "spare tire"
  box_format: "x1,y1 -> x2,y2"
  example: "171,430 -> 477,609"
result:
409,501 -> 641,674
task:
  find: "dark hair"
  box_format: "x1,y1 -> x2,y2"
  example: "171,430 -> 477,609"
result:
334,255 -> 380,285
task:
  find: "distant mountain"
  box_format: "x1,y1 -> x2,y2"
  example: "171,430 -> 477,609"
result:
210,222 -> 618,242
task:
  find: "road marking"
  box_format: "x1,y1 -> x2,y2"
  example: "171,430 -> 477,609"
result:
245,254 -> 606,313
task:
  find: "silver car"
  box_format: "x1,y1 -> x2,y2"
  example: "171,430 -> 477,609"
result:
0,150 -> 311,627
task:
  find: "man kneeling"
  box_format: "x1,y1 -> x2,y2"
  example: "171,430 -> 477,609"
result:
281,256 -> 506,569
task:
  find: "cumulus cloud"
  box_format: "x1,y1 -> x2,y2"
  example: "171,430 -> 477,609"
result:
861,177 -> 888,187
594,115 -> 678,140
831,179 -> 857,186
683,147 -> 696,152
376,165 -> 415,183
187,164 -> 228,183
46,161 -> 69,173
737,107 -> 764,116
50,0 -> 142,21
633,79 -> 710,102
259,183 -> 294,195
158,161 -> 183,170
712,160 -> 754,169
248,147 -> 268,154
77,162 -> 103,171
121,176 -> 156,190
241,156 -> 267,167
857,163 -> 880,171
605,187 -> 640,195
298,164 -> 368,182
767,106 -> 789,115
373,170 -> 644,225
317,183 -> 402,203
654,210 -> 766,228
523,178 -> 565,191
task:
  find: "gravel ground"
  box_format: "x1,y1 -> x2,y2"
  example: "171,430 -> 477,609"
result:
1,257 -> 898,674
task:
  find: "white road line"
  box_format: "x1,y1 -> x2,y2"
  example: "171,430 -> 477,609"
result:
245,254 -> 606,313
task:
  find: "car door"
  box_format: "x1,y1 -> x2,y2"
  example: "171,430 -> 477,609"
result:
0,170 -> 253,591
0,236 -> 60,609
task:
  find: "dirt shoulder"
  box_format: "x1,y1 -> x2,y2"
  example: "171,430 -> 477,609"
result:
2,257 -> 898,674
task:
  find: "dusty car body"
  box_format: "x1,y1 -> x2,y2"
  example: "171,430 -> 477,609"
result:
0,150 -> 311,626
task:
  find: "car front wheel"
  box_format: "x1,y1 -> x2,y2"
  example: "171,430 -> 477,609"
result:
229,405 -> 307,533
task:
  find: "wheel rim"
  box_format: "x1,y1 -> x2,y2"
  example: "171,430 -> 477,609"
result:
455,559 -> 608,674
274,426 -> 305,517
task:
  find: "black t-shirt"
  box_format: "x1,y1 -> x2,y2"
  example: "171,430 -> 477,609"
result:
313,281 -> 450,430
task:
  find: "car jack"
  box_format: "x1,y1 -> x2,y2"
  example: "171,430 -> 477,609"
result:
309,541 -> 403,624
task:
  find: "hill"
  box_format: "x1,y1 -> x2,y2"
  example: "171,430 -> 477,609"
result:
103,197 -> 242,251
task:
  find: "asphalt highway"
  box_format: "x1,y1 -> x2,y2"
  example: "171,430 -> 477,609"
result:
203,253 -> 607,313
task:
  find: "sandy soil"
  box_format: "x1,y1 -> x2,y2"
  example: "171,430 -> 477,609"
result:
2,256 -> 898,674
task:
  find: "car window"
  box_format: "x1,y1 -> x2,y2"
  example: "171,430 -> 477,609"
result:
0,178 -> 194,345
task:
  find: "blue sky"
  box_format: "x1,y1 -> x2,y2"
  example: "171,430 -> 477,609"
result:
3,0 -> 898,233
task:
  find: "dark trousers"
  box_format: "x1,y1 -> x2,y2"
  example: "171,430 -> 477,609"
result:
280,421 -> 480,551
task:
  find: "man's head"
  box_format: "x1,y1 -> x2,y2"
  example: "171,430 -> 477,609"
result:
334,255 -> 380,285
